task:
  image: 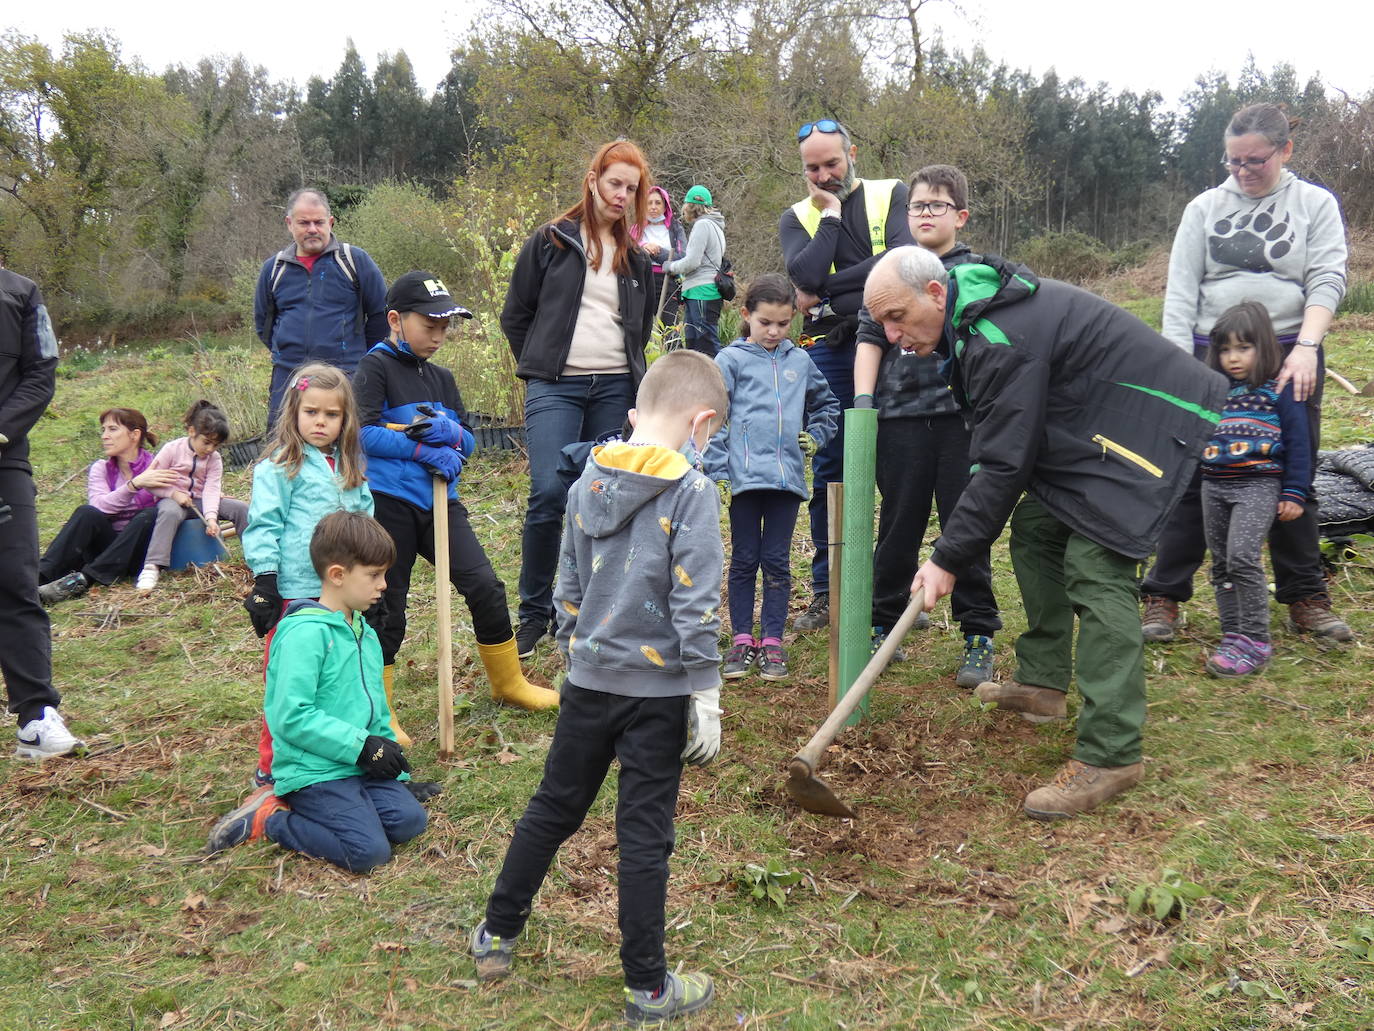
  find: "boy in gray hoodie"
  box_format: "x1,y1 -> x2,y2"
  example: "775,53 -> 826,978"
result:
471,349 -> 728,1025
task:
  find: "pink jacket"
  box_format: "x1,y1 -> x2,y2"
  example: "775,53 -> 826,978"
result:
87,450 -> 157,531
147,436 -> 226,521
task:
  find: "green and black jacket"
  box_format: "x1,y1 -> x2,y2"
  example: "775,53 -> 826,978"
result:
930,258 -> 1229,573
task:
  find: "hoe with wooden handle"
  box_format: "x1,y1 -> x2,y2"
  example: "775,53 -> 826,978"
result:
785,589 -> 926,819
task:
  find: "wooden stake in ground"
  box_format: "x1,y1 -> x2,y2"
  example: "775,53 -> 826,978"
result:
433,475 -> 455,759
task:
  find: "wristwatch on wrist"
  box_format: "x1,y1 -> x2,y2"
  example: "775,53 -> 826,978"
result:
819,209 -> 841,220
1296,338 -> 1320,348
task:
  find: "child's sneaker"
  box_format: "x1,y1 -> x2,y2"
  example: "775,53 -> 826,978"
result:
15,706 -> 87,759
206,786 -> 287,853
469,919 -> 515,981
955,635 -> 995,688
136,564 -> 160,593
870,626 -> 908,665
758,643 -> 788,682
624,970 -> 715,1025
1206,633 -> 1272,678
38,571 -> 89,606
721,641 -> 758,679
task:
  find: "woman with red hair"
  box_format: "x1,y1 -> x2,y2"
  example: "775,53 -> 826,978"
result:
501,141 -> 657,656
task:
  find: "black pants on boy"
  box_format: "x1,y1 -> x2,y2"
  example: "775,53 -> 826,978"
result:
0,469 -> 61,723
871,415 -> 1001,636
371,491 -> 513,664
485,682 -> 687,990
1142,349 -> 1325,604
39,505 -> 157,586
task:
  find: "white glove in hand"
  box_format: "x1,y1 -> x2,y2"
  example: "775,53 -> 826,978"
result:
681,686 -> 722,767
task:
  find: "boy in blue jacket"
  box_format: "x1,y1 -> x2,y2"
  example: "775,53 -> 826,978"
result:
354,271 -> 558,713
207,511 -> 427,872
470,349 -> 728,1025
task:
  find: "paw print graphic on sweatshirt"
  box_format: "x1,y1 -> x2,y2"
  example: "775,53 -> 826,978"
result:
1208,201 -> 1295,273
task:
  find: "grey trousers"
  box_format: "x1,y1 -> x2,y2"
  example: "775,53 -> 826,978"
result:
144,496 -> 249,568
1201,477 -> 1280,641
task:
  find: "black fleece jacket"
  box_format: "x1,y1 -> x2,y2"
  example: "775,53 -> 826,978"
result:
930,258 -> 1229,572
0,269 -> 58,474
500,219 -> 655,386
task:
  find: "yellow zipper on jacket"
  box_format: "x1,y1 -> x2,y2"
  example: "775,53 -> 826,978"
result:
1091,434 -> 1162,478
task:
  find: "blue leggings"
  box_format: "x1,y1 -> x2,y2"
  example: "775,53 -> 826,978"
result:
727,489 -> 801,641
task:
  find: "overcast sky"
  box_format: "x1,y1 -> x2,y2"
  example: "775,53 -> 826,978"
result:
9,0 -> 1373,104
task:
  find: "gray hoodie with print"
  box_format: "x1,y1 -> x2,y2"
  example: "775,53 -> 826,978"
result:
555,442 -> 724,698
1162,169 -> 1347,351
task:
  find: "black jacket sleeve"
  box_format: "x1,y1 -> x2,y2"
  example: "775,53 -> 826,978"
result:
500,228 -> 548,362
353,353 -> 390,428
0,275 -> 58,468
779,207 -> 840,295
930,341 -> 1047,574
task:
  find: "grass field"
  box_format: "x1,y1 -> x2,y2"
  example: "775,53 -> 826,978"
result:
4,310 -> 1374,1030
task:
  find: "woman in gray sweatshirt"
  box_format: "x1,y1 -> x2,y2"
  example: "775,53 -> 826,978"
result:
1142,102 -> 1350,642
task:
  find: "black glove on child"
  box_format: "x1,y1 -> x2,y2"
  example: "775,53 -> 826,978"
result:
404,780 -> 443,803
243,573 -> 283,638
358,734 -> 410,780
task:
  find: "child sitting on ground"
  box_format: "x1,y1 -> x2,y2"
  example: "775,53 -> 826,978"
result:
470,349 -> 728,1025
207,511 -> 427,873
354,271 -> 557,712
1200,300 -> 1312,677
136,399 -> 248,592
708,273 -> 838,683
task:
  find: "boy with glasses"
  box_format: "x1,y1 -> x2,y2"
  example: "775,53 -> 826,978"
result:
854,165 -> 1002,687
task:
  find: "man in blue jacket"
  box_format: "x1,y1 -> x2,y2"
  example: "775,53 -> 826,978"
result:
253,189 -> 388,433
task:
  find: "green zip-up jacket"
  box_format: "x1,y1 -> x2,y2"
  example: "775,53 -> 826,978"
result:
265,601 -> 404,796
930,258 -> 1229,572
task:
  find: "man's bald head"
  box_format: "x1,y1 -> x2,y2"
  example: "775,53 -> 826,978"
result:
863,246 -> 949,357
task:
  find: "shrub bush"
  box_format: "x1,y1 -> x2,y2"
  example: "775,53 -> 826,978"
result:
1014,231 -> 1112,284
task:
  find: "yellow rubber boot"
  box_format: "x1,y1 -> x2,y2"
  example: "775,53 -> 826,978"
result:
382,664 -> 413,748
477,637 -> 560,711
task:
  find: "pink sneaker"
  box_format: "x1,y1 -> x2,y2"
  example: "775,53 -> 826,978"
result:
1206,634 -> 1272,678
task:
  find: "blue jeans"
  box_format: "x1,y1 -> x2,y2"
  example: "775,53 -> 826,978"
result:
267,776 -> 427,873
519,375 -> 635,627
728,489 -> 801,640
485,682 -> 686,990
682,298 -> 721,357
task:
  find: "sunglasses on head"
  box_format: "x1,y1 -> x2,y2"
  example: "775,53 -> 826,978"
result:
797,119 -> 843,141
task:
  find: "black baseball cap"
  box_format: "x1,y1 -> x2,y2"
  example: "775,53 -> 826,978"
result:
385,271 -> 473,319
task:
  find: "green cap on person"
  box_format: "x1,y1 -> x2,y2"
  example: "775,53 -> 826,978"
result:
683,185 -> 712,205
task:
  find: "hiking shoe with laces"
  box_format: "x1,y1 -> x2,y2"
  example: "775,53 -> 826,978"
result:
515,618 -> 550,659
1023,759 -> 1143,821
955,635 -> 995,688
625,970 -> 715,1025
470,919 -> 516,981
792,594 -> 828,631
16,706 -> 87,759
1288,596 -> 1353,642
206,786 -> 287,853
870,627 -> 907,665
721,642 -> 758,679
973,680 -> 1067,723
1206,633 -> 1273,678
758,644 -> 789,682
38,571 -> 89,607
1140,595 -> 1179,643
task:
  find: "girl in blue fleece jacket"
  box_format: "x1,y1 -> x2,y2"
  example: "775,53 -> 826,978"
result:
706,274 -> 838,683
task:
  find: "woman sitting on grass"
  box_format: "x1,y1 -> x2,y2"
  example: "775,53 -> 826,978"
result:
38,407 -> 179,605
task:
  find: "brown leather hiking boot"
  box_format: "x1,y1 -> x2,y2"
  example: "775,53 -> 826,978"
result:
1288,596 -> 1353,642
1023,759 -> 1143,820
973,680 -> 1067,723
1140,595 -> 1179,643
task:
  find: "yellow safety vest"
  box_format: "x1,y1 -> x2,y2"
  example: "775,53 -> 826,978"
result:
790,178 -> 899,275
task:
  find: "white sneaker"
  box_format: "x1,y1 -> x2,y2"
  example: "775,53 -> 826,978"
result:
16,706 -> 87,759
136,565 -> 160,592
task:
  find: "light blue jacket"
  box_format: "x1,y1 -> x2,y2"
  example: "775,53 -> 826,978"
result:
705,339 -> 839,499
243,445 -> 374,599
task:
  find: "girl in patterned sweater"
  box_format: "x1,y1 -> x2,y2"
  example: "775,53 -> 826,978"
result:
1200,301 -> 1312,677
